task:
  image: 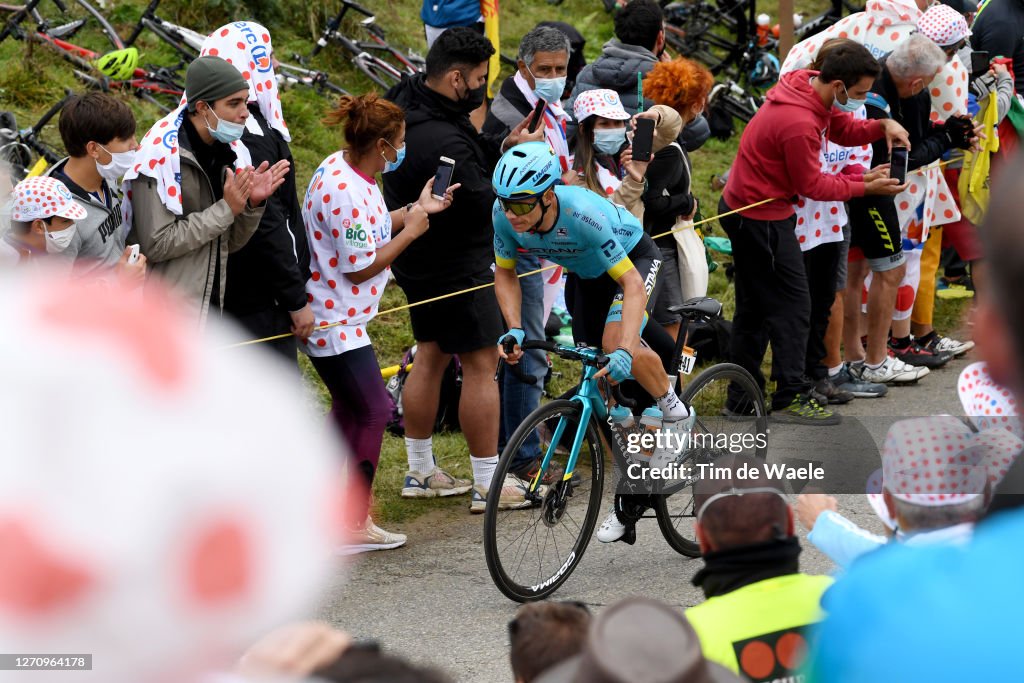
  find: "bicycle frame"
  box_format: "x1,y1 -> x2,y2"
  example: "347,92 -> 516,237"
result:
532,356 -> 609,496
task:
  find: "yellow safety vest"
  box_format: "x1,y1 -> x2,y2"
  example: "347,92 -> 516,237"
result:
685,573 -> 834,682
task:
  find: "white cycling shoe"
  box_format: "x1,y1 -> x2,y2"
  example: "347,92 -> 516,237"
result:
596,510 -> 626,543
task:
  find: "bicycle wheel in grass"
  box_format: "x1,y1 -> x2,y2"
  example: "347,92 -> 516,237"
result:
654,363 -> 767,556
483,399 -> 604,602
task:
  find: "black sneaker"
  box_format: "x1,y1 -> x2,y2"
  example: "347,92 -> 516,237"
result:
813,377 -> 855,404
771,393 -> 841,426
889,341 -> 953,369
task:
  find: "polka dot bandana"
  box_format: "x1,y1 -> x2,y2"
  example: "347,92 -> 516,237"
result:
10,177 -> 87,223
198,22 -> 290,142
573,89 -> 632,123
917,4 -> 970,47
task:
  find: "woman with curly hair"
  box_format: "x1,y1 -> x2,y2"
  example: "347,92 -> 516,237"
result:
641,57 -> 714,339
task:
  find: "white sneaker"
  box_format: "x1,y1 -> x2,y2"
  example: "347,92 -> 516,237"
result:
339,516 -> 407,555
853,356 -> 929,384
925,334 -> 974,357
648,412 -> 697,470
401,467 -> 472,498
596,510 -> 625,543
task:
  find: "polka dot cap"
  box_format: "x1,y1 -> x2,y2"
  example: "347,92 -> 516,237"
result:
917,4 -> 970,47
573,89 -> 631,124
10,177 -> 87,223
880,416 -> 1023,506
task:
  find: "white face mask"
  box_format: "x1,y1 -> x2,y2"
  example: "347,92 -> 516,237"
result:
43,222 -> 77,253
96,145 -> 135,182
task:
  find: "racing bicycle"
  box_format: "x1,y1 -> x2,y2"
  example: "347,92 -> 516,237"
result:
483,297 -> 768,602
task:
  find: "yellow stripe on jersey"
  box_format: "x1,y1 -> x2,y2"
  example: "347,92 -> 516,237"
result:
495,254 -> 518,270
607,257 -> 634,281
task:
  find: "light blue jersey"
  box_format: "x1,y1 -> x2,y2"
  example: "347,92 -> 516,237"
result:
493,185 -> 644,280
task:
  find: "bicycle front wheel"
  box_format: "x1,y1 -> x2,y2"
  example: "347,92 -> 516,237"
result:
654,363 -> 767,556
483,399 -> 604,602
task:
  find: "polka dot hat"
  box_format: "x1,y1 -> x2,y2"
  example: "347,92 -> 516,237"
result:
10,176 -> 87,223
917,3 -> 970,47
573,88 -> 632,124
878,416 -> 1022,507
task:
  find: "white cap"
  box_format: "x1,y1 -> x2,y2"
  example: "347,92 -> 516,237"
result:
10,176 -> 87,223
573,88 -> 632,123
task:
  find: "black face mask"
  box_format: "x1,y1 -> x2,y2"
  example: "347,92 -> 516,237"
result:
455,71 -> 487,112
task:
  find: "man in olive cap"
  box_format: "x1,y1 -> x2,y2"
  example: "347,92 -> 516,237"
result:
127,55 -> 290,329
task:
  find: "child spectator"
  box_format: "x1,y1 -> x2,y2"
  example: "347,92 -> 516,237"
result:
48,92 -> 142,277
1,176 -> 86,265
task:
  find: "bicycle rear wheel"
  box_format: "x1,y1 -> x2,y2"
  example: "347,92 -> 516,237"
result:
653,363 -> 767,556
483,399 -> 604,602
70,0 -> 124,49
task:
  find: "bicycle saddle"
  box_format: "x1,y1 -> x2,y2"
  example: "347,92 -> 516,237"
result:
668,297 -> 723,319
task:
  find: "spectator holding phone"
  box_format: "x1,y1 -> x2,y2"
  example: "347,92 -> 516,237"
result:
483,25 -> 574,486
382,28 -> 540,511
570,88 -> 678,218
302,93 -> 459,553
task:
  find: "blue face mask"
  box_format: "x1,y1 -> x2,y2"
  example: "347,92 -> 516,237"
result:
528,66 -> 567,104
833,82 -> 866,113
382,139 -> 406,173
593,127 -> 626,155
202,106 -> 245,144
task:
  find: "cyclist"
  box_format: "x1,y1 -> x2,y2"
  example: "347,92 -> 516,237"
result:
492,140 -> 692,543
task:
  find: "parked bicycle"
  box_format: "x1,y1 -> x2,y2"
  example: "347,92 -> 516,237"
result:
0,92 -> 72,180
305,0 -> 424,89
120,0 -> 349,97
483,297 -> 768,602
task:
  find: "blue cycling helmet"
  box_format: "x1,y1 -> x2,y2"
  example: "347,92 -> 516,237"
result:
492,141 -> 560,199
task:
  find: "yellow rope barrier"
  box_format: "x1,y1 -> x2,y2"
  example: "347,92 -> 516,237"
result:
222,158 -> 953,352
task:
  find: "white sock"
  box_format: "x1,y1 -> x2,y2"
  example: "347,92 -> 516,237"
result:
657,387 -> 690,420
405,437 -> 435,475
828,363 -> 844,378
471,455 -> 499,490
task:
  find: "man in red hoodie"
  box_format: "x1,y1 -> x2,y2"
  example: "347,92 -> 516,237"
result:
719,41 -> 908,425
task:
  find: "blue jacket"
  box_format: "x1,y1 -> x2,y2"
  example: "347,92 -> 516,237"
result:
421,0 -> 480,28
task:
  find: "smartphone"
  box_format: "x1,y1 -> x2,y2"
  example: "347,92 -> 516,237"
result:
631,117 -> 655,162
890,146 -> 909,185
528,98 -> 547,133
971,50 -> 990,78
431,156 -> 456,201
127,244 -> 140,265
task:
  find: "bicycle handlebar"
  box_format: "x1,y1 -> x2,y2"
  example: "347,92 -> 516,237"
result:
494,338 -> 637,408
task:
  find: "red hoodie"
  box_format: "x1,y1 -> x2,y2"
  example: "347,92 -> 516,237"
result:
723,70 -> 885,220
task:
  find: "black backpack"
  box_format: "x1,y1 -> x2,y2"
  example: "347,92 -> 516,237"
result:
385,345 -> 462,436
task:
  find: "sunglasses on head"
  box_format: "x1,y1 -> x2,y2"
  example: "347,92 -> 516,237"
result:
499,195 -> 541,216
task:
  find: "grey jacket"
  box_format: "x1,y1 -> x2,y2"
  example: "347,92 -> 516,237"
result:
129,145 -> 263,330
44,159 -> 125,277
